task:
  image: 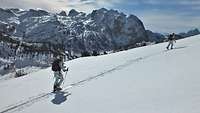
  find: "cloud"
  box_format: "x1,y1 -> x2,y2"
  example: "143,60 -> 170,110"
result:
0,0 -> 66,12
0,0 -> 199,33
0,0 -> 123,13
111,0 -> 200,33
178,0 -> 200,5
137,11 -> 200,33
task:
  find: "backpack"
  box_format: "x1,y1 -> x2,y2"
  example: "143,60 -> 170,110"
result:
168,34 -> 173,40
52,59 -> 61,71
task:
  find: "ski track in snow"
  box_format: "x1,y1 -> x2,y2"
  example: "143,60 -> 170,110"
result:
0,49 -> 177,113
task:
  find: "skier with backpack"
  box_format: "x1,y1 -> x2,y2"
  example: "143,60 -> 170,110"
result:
166,33 -> 176,50
52,56 -> 68,92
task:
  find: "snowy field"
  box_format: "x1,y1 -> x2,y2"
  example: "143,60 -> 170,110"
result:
0,35 -> 200,113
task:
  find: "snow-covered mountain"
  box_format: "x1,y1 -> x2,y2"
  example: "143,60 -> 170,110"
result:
146,30 -> 165,43
0,35 -> 200,113
146,28 -> 200,43
179,28 -> 200,38
0,8 -> 148,54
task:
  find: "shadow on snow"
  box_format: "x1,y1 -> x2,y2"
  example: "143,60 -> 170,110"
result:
51,91 -> 71,105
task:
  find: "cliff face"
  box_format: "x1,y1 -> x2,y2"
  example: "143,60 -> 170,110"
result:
0,8 -> 148,53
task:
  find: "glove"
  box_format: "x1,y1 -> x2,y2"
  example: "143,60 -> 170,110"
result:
63,68 -> 69,72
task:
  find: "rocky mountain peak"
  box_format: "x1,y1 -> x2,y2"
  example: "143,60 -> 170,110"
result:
68,9 -> 80,17
59,11 -> 67,16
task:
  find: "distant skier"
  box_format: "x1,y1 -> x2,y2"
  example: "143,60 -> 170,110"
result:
166,33 -> 176,50
52,56 -> 68,92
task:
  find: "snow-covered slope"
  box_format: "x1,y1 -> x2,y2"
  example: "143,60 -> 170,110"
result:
1,35 -> 200,113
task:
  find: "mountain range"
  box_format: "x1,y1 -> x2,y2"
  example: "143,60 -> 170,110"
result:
0,8 -> 149,55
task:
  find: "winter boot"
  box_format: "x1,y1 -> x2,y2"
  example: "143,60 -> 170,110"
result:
56,86 -> 62,91
53,85 -> 57,92
53,85 -> 62,92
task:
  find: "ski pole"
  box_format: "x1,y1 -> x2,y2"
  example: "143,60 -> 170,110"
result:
63,67 -> 69,86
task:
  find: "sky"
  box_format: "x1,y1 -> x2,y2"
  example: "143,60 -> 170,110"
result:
0,0 -> 200,33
